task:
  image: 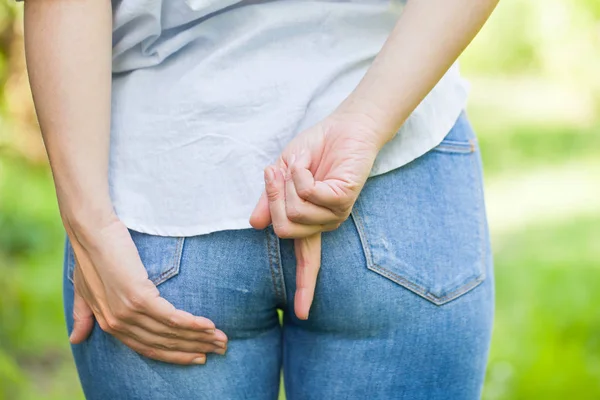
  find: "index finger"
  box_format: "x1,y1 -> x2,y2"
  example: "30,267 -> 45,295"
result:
142,295 -> 216,332
294,233 -> 322,320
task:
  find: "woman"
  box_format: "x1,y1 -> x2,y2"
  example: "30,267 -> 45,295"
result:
23,0 -> 498,398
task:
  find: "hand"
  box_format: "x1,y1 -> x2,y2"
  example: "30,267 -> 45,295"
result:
65,213 -> 228,365
250,112 -> 387,320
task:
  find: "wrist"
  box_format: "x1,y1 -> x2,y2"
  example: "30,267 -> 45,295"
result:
333,97 -> 404,150
59,197 -> 118,245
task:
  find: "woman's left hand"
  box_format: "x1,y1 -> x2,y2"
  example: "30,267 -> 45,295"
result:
250,112 -> 389,320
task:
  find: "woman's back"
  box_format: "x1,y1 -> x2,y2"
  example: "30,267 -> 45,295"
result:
109,0 -> 468,236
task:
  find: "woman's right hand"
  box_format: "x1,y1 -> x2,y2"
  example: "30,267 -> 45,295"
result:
65,212 -> 227,365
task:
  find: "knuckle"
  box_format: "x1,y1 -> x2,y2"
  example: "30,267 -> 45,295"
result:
163,330 -> 179,339
286,204 -> 303,222
273,223 -> 292,238
105,316 -> 124,332
143,348 -> 158,360
296,186 -> 313,199
112,307 -> 133,322
266,187 -> 281,201
165,340 -> 179,350
154,340 -> 177,351
166,315 -> 180,328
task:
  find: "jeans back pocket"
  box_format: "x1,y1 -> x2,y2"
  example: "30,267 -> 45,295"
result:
66,230 -> 185,287
351,114 -> 488,305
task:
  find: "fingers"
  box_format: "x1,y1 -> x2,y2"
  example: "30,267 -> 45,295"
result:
132,314 -> 226,342
265,166 -> 331,238
78,277 -> 228,359
115,333 -> 209,365
294,233 -> 322,320
93,294 -> 229,361
69,290 -> 95,344
284,166 -> 340,225
290,156 -> 352,214
123,324 -> 227,356
140,295 -> 216,332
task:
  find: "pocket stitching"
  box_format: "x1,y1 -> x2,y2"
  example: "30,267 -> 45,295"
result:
152,237 -> 185,286
66,237 -> 185,287
433,138 -> 478,154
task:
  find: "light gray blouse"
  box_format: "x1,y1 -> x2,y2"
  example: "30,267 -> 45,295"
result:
30,0 -> 471,236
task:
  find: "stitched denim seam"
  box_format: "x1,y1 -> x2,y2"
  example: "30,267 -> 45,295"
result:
473,148 -> 489,285
273,235 -> 288,306
350,152 -> 487,305
368,264 -> 485,305
265,231 -> 280,301
152,237 -> 185,286
266,229 -> 287,305
433,138 -> 478,154
350,206 -> 373,269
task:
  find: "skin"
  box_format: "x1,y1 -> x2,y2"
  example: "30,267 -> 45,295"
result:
24,0 -> 498,365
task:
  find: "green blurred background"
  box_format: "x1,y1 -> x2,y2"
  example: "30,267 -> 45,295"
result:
1,1 -> 599,399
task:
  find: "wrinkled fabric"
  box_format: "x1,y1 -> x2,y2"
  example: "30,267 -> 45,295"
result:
64,112 -> 493,400
106,0 -> 469,236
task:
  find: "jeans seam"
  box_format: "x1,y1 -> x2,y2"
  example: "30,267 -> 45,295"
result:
266,230 -> 280,300
266,228 -> 287,306
152,237 -> 185,286
433,138 -> 478,154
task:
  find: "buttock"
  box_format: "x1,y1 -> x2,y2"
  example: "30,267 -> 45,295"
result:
277,112 -> 494,399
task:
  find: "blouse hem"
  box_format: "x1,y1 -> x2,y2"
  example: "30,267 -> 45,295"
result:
117,215 -> 256,237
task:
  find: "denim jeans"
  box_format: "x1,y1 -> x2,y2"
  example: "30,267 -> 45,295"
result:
63,112 -> 494,400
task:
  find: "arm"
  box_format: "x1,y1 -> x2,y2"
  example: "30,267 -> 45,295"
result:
251,0 -> 499,319
337,0 -> 500,147
25,0 -> 113,233
24,0 -> 227,364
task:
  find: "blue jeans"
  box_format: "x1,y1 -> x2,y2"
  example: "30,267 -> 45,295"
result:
63,112 -> 494,400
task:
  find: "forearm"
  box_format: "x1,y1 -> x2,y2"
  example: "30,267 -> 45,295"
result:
336,0 -> 499,147
24,0 -> 113,234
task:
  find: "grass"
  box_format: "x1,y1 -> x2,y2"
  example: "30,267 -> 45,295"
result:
485,215 -> 600,400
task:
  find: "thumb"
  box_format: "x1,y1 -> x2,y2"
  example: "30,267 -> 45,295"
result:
249,188 -> 272,229
69,290 -> 95,344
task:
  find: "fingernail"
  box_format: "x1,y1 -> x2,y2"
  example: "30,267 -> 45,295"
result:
192,356 -> 206,365
289,153 -> 296,165
213,341 -> 226,348
264,167 -> 274,183
215,347 -> 227,355
202,329 -> 215,334
214,331 -> 227,342
280,167 -> 288,181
